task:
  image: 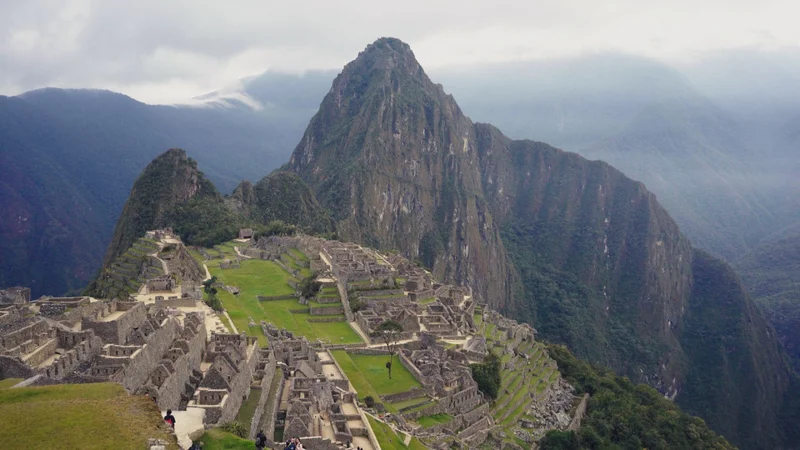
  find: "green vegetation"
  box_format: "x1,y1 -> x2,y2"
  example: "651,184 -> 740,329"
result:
367,416 -> 427,450
416,413 -> 453,428
198,428 -> 253,450
0,382 -> 176,450
234,391 -> 261,434
331,351 -> 421,408
166,196 -> 242,248
470,353 -> 501,399
299,274 -> 321,299
208,255 -> 360,345
538,345 -> 733,450
369,320 -> 404,379
0,379 -> 21,389
219,421 -> 248,438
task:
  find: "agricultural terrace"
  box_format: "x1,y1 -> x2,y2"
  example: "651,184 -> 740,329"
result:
0,383 -> 176,450
367,416 -> 427,450
203,243 -> 361,345
331,350 -> 422,412
480,314 -> 562,440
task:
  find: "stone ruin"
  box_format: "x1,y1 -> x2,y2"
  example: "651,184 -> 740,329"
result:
146,275 -> 175,293
265,326 -> 372,449
0,286 -> 31,305
187,332 -> 259,425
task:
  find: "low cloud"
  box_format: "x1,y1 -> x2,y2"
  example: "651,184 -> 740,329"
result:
1,0 -> 798,103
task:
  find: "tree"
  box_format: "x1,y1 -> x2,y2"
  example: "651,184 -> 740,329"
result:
299,274 -> 321,299
370,320 -> 404,379
202,276 -> 221,311
364,396 -> 375,408
470,353 -> 501,399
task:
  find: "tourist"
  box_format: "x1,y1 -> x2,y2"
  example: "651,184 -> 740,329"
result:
164,409 -> 176,428
255,429 -> 266,450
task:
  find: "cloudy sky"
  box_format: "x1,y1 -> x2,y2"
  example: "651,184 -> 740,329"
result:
1,0 -> 798,104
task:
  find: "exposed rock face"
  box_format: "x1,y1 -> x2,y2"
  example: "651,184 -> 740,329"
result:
228,171 -> 335,235
103,148 -> 218,265
286,37 -> 800,449
288,37 -> 515,308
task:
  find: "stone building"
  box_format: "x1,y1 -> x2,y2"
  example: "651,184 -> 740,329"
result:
0,287 -> 31,305
188,332 -> 259,425
146,275 -> 175,293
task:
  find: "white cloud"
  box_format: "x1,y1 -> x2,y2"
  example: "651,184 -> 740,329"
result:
0,0 -> 798,103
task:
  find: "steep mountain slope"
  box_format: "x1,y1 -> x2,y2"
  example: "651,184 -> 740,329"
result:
735,223 -> 800,372
435,56 -> 779,261
286,37 -> 800,449
475,125 -> 692,385
287,38 -> 516,307
228,171 -> 335,235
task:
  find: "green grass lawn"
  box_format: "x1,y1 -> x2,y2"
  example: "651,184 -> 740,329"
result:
388,396 -> 429,410
416,413 -> 453,428
0,378 -> 21,389
207,257 -> 361,345
0,383 -> 177,450
289,248 -> 309,261
198,428 -> 253,450
234,389 -> 261,434
331,351 -> 421,407
367,416 -> 427,450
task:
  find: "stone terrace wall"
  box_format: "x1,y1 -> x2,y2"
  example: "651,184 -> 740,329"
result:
154,297 -> 197,308
154,320 -> 207,410
213,342 -> 259,426
0,355 -> 34,379
119,318 -> 178,392
309,305 -> 343,316
249,356 -> 277,439
41,331 -> 103,379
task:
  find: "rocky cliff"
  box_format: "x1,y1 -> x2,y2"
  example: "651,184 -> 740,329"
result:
286,37 -> 800,449
287,38 -> 515,308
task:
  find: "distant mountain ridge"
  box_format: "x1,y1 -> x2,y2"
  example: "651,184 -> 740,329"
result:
0,76 -> 328,297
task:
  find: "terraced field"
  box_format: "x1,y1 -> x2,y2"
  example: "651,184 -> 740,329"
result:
331,350 -> 422,412
479,315 -> 561,439
204,245 -> 361,345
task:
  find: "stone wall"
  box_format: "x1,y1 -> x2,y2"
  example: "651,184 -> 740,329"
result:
82,301 -> 147,345
0,355 -> 35,379
567,393 -> 590,431
207,341 -> 259,426
249,355 -> 277,439
22,338 -> 57,367
119,318 -> 178,392
381,388 -> 426,403
152,319 -> 206,410
154,297 -> 197,308
258,295 -> 297,301
0,287 -> 30,305
41,331 -> 103,379
309,305 -> 343,316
